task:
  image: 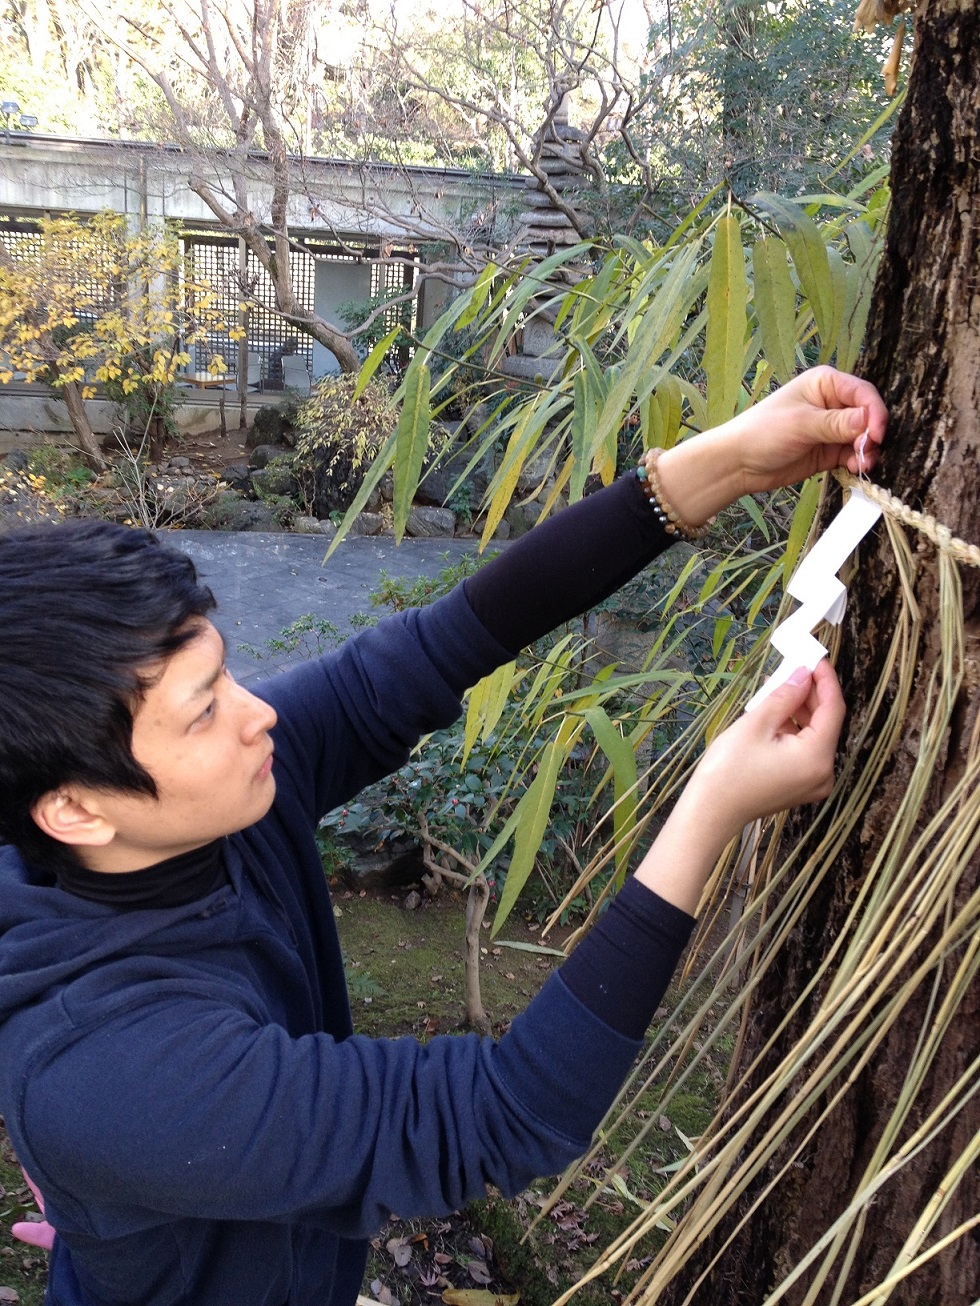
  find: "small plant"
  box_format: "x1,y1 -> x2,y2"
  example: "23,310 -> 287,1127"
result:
239,614 -> 344,664
292,376 -> 398,517
101,345 -> 183,460
26,445 -> 94,495
369,550 -> 495,612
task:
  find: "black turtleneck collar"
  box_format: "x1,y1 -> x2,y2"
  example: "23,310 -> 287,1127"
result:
56,840 -> 228,910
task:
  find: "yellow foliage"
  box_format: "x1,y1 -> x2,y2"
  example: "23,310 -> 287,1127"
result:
0,210 -> 238,416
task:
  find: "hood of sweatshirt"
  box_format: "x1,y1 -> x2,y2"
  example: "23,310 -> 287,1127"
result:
0,841 -> 243,1024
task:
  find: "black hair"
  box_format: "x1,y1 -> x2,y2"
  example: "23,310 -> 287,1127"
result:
0,519 -> 216,872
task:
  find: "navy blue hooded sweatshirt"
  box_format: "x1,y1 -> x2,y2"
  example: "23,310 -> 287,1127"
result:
0,477 -> 693,1305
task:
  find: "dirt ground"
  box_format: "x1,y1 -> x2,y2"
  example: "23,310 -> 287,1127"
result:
171,425 -> 252,474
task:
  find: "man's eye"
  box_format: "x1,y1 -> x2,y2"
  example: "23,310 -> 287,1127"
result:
198,700 -> 216,723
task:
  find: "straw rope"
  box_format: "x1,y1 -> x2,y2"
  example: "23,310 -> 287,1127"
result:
833,468 -> 980,568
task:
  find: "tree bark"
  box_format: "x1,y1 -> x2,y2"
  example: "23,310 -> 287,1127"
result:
58,379 -> 105,468
661,3 -> 980,1302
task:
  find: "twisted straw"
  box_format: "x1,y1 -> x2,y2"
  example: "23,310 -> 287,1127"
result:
833,468 -> 980,569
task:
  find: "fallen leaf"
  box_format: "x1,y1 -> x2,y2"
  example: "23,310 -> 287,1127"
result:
466,1258 -> 492,1284
441,1292 -> 520,1306
370,1279 -> 394,1305
385,1237 -> 412,1267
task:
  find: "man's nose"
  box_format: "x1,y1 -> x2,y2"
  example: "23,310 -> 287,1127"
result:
237,684 -> 277,739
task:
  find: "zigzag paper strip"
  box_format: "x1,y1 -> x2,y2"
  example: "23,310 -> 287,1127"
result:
745,486 -> 882,712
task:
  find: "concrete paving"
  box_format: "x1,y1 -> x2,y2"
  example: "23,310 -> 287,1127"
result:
173,530 -> 483,684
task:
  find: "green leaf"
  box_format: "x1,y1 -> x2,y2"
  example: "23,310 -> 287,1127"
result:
455,262 -> 497,330
491,726 -> 578,934
585,706 -> 638,882
481,397 -> 558,545
705,213 -> 749,427
352,326 -> 401,401
493,939 -> 567,957
739,493 -> 772,542
752,237 -> 797,384
784,474 -> 823,585
652,376 -> 683,450
822,246 -> 849,364
462,661 -> 517,765
570,369 -> 598,502
747,558 -> 785,628
392,362 -> 431,540
753,193 -> 835,353
712,614 -> 734,658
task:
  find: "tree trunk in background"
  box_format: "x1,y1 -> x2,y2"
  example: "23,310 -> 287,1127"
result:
59,378 -> 104,468
662,2 -> 980,1302
721,0 -> 760,186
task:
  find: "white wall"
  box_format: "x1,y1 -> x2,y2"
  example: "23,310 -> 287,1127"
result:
312,260 -> 373,375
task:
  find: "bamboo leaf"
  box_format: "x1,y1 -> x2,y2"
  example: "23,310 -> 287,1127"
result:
570,369 -> 598,502
352,326 -> 401,400
705,213 -> 749,427
783,474 -> 823,585
752,237 -> 798,384
462,661 -> 518,765
753,193 -> 835,349
585,706 -> 638,882
821,246 -> 849,364
480,399 -> 557,545
739,493 -> 772,542
712,614 -> 734,658
323,429 -> 398,560
454,262 -> 497,330
392,362 -> 431,540
491,735 -> 571,933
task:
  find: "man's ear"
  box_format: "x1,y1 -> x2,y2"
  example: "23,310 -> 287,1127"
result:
31,789 -> 116,849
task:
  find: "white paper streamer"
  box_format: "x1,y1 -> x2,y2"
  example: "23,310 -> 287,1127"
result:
745,486 -> 883,712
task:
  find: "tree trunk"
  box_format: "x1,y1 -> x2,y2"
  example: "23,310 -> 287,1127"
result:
661,3 -> 980,1303
59,379 -> 105,468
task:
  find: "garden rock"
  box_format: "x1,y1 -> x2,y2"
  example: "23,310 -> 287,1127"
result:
3,448 -> 30,471
516,452 -> 552,494
347,511 -> 385,537
406,506 -> 456,538
202,493 -> 280,532
416,444 -> 493,509
292,515 -> 337,539
504,501 -> 542,537
251,462 -> 299,500
220,462 -> 251,492
336,833 -> 425,892
248,443 -> 291,469
474,516 -> 511,541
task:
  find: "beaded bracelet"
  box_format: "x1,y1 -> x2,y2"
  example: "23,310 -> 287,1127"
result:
635,448 -> 713,542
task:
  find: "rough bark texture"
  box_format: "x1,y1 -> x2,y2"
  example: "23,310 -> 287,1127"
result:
662,2 -> 980,1302
59,379 -> 104,468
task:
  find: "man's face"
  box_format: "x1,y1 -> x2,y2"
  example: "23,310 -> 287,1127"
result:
81,620 -> 278,871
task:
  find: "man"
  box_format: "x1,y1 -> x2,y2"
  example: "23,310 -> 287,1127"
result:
0,368 -> 885,1306
265,336 -> 300,390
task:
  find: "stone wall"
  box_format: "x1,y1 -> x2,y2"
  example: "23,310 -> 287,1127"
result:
0,386 -> 263,454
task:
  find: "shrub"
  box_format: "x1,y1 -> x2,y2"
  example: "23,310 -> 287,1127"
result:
292,375 -> 398,517
250,397 -> 303,447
